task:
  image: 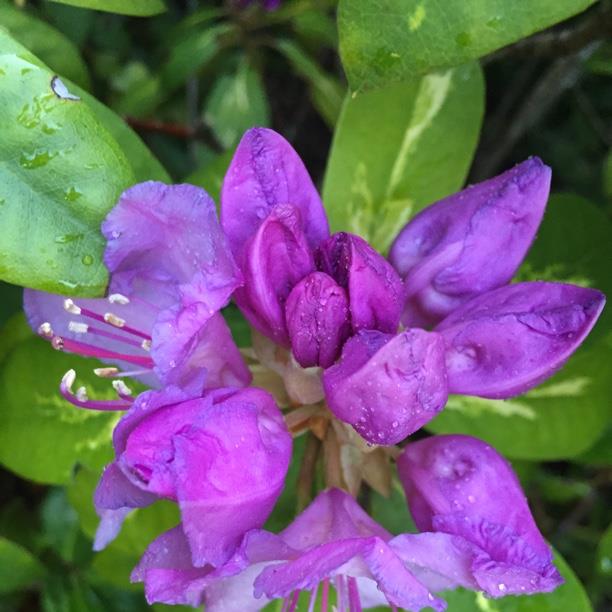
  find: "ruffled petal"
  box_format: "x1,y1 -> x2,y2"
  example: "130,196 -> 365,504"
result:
389,158 -> 551,327
435,282 -> 605,398
172,388 -> 292,567
397,435 -> 556,570
323,330 -> 448,445
317,233 -> 404,334
234,205 -> 315,345
221,127 -> 329,265
285,271 -> 350,368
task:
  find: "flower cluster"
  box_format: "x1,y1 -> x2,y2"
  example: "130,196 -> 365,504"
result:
26,127 -> 604,610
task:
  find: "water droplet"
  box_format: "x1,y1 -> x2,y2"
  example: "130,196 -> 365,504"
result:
255,206 -> 267,219
456,32 -> 472,48
19,149 -> 56,169
55,233 -> 83,244
64,186 -> 82,202
81,254 -> 94,266
486,16 -> 502,30
498,583 -> 507,592
0,197 -> 5,207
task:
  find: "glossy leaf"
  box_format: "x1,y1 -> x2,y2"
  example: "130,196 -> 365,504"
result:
0,336 -> 121,484
442,550 -> 591,612
339,0 -> 597,91
597,524 -> 612,576
0,537 -> 45,594
428,195 -> 612,460
49,0 -> 166,16
204,58 -> 270,149
0,0 -> 90,89
0,40 -> 135,295
322,62 -> 484,252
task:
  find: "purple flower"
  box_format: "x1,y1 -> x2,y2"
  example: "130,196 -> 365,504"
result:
323,329 -> 448,445
93,384 -> 292,568
221,132 -> 605,446
389,158 -> 551,328
25,182 -> 250,399
394,434 -> 563,597
132,488 -> 446,611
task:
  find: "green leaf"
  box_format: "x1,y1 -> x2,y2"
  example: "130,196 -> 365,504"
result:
443,550 -> 591,612
338,0 -> 597,91
0,537 -> 45,594
0,38 -> 135,296
428,195 -> 612,460
276,39 -> 344,128
322,62 -> 484,252
49,0 -> 166,17
204,57 -> 270,149
597,523 -> 612,576
0,1 -> 90,89
0,336 -> 121,484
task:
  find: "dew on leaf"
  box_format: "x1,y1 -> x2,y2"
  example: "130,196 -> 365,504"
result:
81,254 -> 94,266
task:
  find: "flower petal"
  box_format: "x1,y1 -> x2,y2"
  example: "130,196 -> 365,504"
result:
397,434 -> 559,583
389,158 -> 551,327
285,272 -> 350,368
435,282 -> 605,397
323,330 -> 448,445
234,205 -> 315,345
317,233 -> 404,334
221,127 -> 329,265
172,388 -> 292,567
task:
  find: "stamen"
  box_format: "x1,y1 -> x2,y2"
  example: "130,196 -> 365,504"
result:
112,380 -> 133,400
38,322 -> 54,338
347,577 -> 362,612
60,369 -> 131,411
335,575 -> 347,612
51,335 -> 154,367
307,585 -> 319,612
63,298 -> 81,315
141,339 -> 152,351
321,579 -> 330,612
68,321 -> 89,334
108,293 -> 130,305
104,312 -> 126,328
86,325 -> 144,349
94,367 -> 120,378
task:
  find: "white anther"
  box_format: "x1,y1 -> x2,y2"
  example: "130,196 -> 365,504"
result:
62,369 -> 76,391
76,386 -> 89,402
63,298 -> 81,315
68,321 -> 89,334
51,336 -> 64,350
94,367 -> 120,378
104,312 -> 125,328
141,339 -> 152,351
112,380 -> 132,396
38,322 -> 54,338
108,293 -> 130,305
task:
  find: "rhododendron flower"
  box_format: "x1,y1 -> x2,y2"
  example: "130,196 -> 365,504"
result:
94,384 -> 292,568
132,435 -> 561,609
221,128 -> 605,445
25,182 -> 250,398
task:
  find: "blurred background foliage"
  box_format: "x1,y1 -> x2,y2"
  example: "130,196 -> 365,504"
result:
0,0 -> 611,610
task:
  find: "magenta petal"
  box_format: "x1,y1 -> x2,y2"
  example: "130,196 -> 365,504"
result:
397,435 -> 562,596
317,233 -> 404,334
435,282 -> 605,398
323,330 -> 448,445
172,388 -> 292,567
152,310 -> 251,394
221,127 -> 329,265
285,272 -> 350,368
389,158 -> 551,327
234,205 -> 315,345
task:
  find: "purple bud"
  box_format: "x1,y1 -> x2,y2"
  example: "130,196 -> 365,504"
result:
234,205 -> 315,346
285,272 -> 350,368
389,158 -> 551,327
436,281 -> 605,398
317,232 -> 404,334
396,434 -> 563,596
221,128 -> 329,267
323,329 -> 448,445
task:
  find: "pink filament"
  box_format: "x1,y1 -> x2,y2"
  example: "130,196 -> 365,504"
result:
77,305 -> 151,340
55,336 -> 153,368
347,577 -> 362,612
